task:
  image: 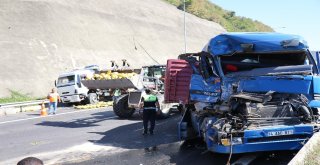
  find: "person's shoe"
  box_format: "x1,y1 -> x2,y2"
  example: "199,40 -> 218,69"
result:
149,131 -> 154,135
142,131 -> 148,135
53,112 -> 56,115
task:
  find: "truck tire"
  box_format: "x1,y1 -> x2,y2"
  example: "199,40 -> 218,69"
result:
113,94 -> 135,118
87,93 -> 98,104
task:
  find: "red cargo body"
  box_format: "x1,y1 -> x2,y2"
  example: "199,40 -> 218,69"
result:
164,59 -> 193,104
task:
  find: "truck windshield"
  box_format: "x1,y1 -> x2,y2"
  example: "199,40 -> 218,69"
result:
57,75 -> 75,87
220,51 -> 310,74
143,67 -> 165,78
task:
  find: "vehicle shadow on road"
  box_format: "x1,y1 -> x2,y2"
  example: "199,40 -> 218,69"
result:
35,111 -> 117,128
88,115 -> 181,150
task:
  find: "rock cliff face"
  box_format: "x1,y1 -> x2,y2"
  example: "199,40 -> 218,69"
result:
0,0 -> 225,97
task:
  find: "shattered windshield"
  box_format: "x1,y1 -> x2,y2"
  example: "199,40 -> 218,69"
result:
220,51 -> 311,75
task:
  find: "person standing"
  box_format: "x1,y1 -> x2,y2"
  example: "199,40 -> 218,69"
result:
139,89 -> 160,135
110,60 -> 119,70
121,59 -> 130,70
113,88 -> 121,101
47,88 -> 61,115
17,157 -> 43,165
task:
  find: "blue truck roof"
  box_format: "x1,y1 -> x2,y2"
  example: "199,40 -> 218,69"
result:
207,32 -> 309,56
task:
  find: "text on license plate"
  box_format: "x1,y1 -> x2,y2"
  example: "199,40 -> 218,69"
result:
267,130 -> 294,136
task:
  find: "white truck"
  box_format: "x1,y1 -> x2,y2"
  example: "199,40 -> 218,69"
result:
56,65 -> 100,104
56,64 -> 176,118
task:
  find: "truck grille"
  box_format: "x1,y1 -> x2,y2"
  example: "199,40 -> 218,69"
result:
247,117 -> 301,128
247,134 -> 310,143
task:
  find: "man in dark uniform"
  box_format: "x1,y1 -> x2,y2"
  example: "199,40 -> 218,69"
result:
139,89 -> 160,135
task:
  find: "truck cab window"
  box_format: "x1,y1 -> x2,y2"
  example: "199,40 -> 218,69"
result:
200,53 -> 218,80
220,52 -> 308,74
57,75 -> 75,86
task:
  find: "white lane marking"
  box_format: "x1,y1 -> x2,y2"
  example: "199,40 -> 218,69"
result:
0,109 -> 116,125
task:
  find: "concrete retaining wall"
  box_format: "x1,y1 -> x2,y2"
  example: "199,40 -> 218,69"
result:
0,0 -> 225,97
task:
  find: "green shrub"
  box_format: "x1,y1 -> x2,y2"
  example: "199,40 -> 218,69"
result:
0,90 -> 36,104
163,0 -> 273,32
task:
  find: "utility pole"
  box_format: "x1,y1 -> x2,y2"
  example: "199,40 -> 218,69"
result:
183,0 -> 187,54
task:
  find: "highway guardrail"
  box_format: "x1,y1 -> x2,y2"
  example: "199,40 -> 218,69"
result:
0,100 -> 49,112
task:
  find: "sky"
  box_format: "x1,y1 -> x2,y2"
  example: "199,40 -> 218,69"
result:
210,0 -> 320,50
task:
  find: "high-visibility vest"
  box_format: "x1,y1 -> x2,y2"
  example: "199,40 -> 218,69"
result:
48,93 -> 60,102
142,94 -> 158,110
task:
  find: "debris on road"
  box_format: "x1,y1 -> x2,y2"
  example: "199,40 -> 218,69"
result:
74,101 -> 113,110
88,71 -> 137,80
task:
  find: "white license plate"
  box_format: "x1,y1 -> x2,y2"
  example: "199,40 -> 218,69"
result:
267,130 -> 294,136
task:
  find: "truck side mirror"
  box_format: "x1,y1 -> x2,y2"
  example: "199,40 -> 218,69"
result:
54,80 -> 57,87
316,51 -> 320,72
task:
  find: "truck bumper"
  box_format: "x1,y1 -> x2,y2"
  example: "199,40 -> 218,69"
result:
208,139 -> 306,154
61,94 -> 83,103
206,125 -> 314,154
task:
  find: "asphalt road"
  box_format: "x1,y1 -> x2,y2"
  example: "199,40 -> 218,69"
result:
0,106 -> 295,165
0,106 -> 184,164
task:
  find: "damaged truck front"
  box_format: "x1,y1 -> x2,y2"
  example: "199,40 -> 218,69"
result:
165,33 -> 320,153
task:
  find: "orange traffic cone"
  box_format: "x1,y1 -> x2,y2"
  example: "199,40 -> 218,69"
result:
40,102 -> 47,116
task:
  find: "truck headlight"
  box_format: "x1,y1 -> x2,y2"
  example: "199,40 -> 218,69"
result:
221,138 -> 230,146
221,137 -> 242,146
232,137 -> 243,145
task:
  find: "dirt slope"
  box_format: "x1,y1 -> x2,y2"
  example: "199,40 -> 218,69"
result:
0,0 -> 225,97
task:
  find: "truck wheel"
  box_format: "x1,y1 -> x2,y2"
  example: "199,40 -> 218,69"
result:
87,93 -> 98,104
113,94 -> 135,118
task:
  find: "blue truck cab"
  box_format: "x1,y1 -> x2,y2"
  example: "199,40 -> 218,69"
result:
165,33 -> 320,154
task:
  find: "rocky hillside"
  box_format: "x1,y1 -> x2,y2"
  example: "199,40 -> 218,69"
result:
0,0 -> 225,97
165,0 -> 273,32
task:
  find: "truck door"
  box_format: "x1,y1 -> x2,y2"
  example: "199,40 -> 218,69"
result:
189,52 -> 221,103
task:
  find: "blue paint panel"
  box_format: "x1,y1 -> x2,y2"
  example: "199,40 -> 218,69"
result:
189,74 -> 221,103
244,125 -> 313,138
207,33 -> 308,56
205,125 -> 313,154
308,100 -> 320,107
208,140 -> 306,154
313,76 -> 320,94
239,76 -> 312,94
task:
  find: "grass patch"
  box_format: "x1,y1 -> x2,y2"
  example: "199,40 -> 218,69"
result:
163,0 -> 273,32
0,90 -> 37,104
303,140 -> 320,165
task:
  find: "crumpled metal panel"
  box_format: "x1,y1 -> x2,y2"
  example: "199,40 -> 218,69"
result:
207,33 -> 308,56
189,74 -> 221,103
238,75 -> 312,94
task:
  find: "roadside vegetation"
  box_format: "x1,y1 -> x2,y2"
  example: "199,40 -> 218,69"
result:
0,90 -> 37,104
164,0 -> 274,32
303,140 -> 320,165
